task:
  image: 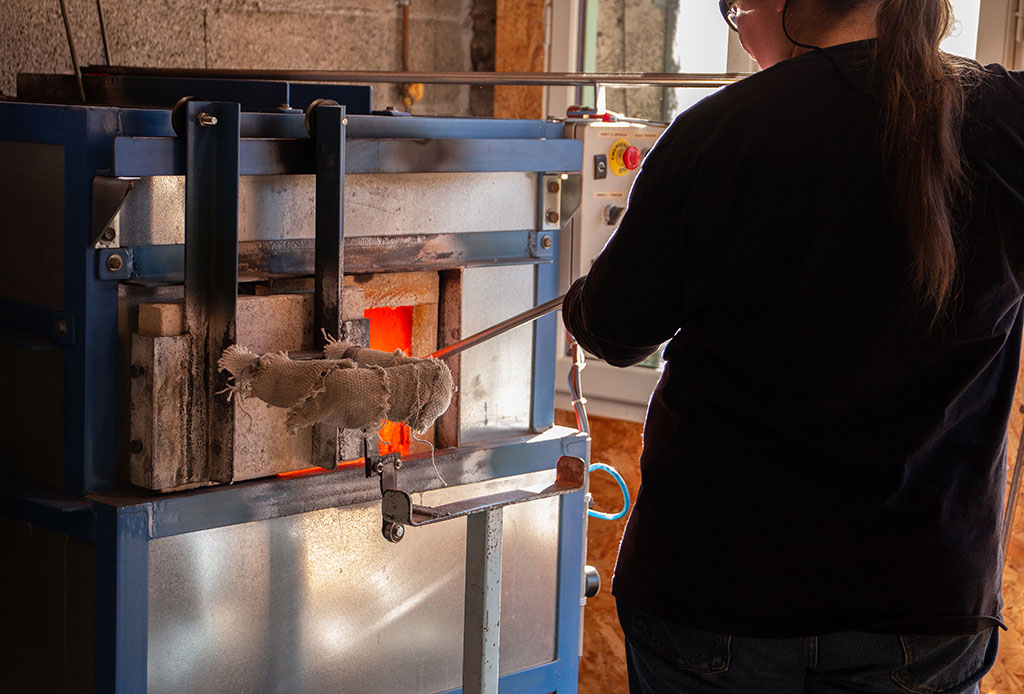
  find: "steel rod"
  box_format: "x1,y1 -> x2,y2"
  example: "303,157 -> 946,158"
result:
57,0 -> 86,101
95,0 -> 112,65
431,294 -> 565,360
85,65 -> 748,89
1002,420 -> 1024,563
463,508 -> 503,694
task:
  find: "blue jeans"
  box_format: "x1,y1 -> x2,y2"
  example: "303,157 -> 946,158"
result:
617,601 -> 998,693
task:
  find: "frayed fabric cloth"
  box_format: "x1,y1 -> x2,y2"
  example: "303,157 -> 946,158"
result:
217,338 -> 454,434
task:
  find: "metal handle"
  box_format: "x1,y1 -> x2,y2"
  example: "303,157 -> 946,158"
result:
431,294 -> 565,360
380,455 -> 585,530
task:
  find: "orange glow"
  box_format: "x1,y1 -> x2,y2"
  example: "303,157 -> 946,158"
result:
276,458 -> 364,479
365,306 -> 413,354
365,305 -> 414,457
276,305 -> 415,480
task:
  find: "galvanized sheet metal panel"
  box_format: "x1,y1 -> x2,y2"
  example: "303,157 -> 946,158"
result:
147,471 -> 559,693
459,265 -> 536,443
116,172 -> 537,246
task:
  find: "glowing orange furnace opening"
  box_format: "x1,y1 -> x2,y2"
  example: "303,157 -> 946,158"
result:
277,305 -> 415,479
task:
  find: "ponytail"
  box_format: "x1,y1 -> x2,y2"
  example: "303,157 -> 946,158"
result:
873,0 -> 968,315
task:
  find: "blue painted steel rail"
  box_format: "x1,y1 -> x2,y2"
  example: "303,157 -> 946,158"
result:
99,230 -> 555,282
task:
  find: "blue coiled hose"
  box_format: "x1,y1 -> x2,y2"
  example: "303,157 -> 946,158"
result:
587,462 -> 630,521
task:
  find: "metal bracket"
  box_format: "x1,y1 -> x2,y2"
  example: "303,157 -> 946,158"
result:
540,173 -> 564,233
366,454 -> 585,543
91,176 -> 137,248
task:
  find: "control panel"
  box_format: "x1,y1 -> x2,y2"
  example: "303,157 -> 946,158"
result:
561,120 -> 666,287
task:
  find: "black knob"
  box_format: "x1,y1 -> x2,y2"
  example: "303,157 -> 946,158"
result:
604,204 -> 626,226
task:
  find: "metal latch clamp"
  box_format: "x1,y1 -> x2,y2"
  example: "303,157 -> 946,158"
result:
364,439 -> 585,543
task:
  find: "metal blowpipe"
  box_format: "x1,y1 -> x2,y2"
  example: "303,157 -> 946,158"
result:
430,294 -> 566,360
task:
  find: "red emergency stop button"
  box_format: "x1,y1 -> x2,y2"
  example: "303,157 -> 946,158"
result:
623,145 -> 641,170
609,138 -> 642,176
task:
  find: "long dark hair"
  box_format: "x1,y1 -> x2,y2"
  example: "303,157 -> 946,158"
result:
875,0 -> 967,314
793,0 -> 969,314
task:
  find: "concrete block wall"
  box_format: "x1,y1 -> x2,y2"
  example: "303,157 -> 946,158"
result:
596,0 -> 669,121
0,0 -> 474,115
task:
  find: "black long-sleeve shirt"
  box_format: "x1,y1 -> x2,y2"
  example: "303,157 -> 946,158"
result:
563,40 -> 1024,636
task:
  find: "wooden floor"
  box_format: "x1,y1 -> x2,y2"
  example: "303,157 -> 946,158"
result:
984,361 -> 1024,693
559,380 -> 1024,691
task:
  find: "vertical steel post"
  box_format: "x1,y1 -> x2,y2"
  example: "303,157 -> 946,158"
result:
311,102 -> 347,469
183,101 -> 240,484
532,176 -> 560,432
463,508 -> 503,694
94,506 -> 150,692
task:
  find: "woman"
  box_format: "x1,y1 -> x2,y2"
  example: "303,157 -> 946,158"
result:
562,0 -> 1024,692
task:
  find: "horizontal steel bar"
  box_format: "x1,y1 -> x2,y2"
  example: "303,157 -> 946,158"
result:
87,427 -> 588,538
122,231 -> 552,283
0,299 -> 76,347
87,65 -> 749,88
113,136 -> 581,177
0,484 -> 96,541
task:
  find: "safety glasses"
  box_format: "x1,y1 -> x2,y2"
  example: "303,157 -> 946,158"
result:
719,0 -> 738,32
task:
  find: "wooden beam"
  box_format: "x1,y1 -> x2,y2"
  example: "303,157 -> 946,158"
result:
494,0 -> 546,118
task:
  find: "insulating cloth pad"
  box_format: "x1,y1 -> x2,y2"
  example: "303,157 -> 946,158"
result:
217,340 -> 454,434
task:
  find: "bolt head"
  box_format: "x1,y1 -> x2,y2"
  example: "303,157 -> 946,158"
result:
54,319 -> 67,337
130,440 -> 144,455
547,180 -> 561,194
540,235 -> 553,249
375,461 -> 384,473
383,521 -> 405,543
197,112 -> 218,127
106,253 -> 124,272
102,228 -> 116,241
545,210 -> 559,225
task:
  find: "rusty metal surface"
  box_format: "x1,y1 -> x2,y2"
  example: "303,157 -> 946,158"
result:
311,103 -> 346,471
183,100 -> 240,485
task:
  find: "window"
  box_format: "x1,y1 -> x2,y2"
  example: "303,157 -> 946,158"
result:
554,0 -> 990,423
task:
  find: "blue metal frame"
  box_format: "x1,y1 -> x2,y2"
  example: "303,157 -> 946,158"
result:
0,96 -> 587,693
94,503 -> 150,693
101,230 -> 554,283
64,108 -> 122,496
532,217 -> 560,433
